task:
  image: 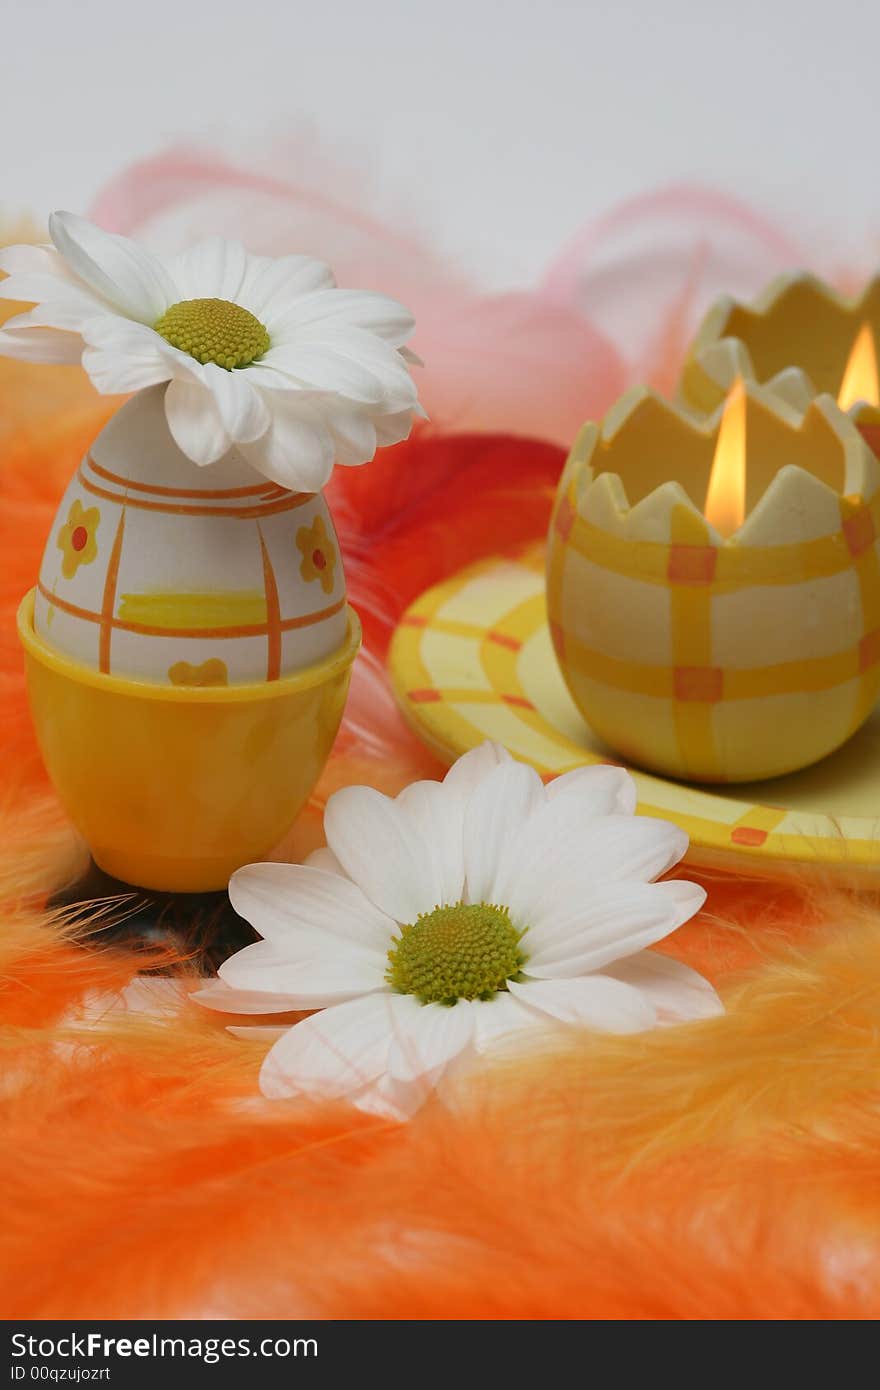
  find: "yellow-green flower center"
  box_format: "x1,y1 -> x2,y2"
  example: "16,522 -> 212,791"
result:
154,297 -> 270,370
387,902 -> 525,1005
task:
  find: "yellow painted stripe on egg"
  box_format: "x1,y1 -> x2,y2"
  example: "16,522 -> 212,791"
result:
841,493 -> 880,735
558,634 -> 873,698
116,591 -> 269,630
565,493 -> 880,590
669,503 -> 719,780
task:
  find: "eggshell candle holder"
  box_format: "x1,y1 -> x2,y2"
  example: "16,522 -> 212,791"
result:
546,385 -> 880,783
20,384 -> 361,891
679,272 -> 880,416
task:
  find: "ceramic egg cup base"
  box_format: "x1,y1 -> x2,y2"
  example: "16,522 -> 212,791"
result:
389,546 -> 880,881
50,859 -> 258,973
19,591 -> 362,893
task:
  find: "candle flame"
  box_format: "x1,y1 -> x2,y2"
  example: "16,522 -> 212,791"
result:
838,323 -> 879,410
705,379 -> 746,536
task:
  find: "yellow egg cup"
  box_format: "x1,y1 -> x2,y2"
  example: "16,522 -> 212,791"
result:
19,591 -> 361,892
679,271 -> 880,415
545,385 -> 880,784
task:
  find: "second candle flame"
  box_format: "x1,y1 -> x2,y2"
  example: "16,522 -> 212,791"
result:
838,323 -> 879,411
704,378 -> 747,537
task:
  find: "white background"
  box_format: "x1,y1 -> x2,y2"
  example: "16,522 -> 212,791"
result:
3,0 -> 878,286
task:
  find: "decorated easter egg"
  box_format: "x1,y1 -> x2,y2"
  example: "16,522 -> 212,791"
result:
35,385 -> 348,685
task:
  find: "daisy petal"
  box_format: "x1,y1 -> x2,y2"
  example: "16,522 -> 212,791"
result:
441,741 -> 512,805
326,406 -> 377,468
218,936 -> 386,1007
238,398 -> 335,492
239,362 -> 328,393
268,324 -> 418,411
169,237 -> 249,303
80,312 -> 166,353
388,998 -> 474,1083
324,784 -> 443,923
81,346 -> 174,394
394,779 -> 466,908
309,328 -> 419,411
274,288 -> 415,346
303,845 -> 348,877
524,879 -> 707,977
0,272 -> 106,324
350,1070 -> 428,1121
0,327 -> 83,363
373,408 -> 419,448
502,812 -> 689,933
164,377 -> 230,465
600,949 -> 723,1022
190,980 -> 305,1015
259,993 -> 406,1100
79,316 -> 196,388
79,322 -> 176,392
241,254 -> 335,320
546,763 -> 637,816
0,243 -> 68,277
494,800 -> 678,928
203,363 -> 270,443
259,342 -> 387,404
49,210 -> 175,323
7,303 -> 94,336
463,760 -> 545,905
228,1025 -> 288,1042
228,861 -> 393,953
471,992 -> 550,1052
509,976 -> 656,1033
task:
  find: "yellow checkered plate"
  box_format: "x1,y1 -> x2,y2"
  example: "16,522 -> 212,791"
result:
389,544 -> 880,878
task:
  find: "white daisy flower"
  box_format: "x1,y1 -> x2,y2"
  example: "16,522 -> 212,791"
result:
195,744 -> 722,1120
0,212 -> 421,492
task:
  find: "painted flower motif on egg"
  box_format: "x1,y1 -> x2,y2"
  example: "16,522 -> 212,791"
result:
35,385 -> 348,685
297,515 -> 337,595
57,499 -> 100,579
